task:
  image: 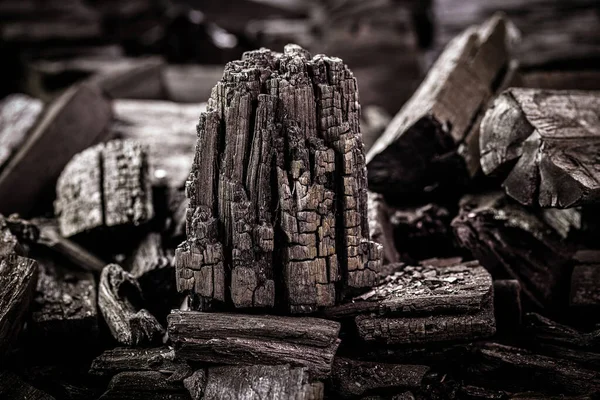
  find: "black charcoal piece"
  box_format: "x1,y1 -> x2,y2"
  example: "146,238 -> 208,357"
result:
168,311 -> 340,379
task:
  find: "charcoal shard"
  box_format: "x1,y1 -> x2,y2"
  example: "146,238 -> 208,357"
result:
176,44 -> 381,313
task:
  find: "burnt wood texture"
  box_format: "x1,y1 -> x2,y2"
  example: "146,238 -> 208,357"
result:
325,258 -> 495,345
480,88 -> 600,208
167,310 -> 340,378
175,44 -> 382,313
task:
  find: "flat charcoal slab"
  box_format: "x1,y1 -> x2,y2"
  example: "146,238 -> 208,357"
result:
55,139 -> 154,237
366,14 -> 515,197
30,253 -> 97,342
355,302 -> 495,346
184,364 -> 323,400
325,258 -> 493,318
452,192 -> 573,310
168,311 -> 340,379
480,88 -> 600,208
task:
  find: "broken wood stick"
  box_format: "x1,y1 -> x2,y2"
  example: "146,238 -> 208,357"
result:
480,88 -> 600,208
89,347 -> 183,377
55,139 -> 154,238
366,14 -> 516,197
176,44 -> 381,313
98,264 -> 165,347
167,311 -> 340,378
0,82 -> 112,215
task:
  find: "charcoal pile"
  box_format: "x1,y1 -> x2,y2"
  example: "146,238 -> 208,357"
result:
1,1 -> 600,399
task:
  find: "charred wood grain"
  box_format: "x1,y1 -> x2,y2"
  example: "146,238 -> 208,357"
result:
331,357 -> 429,399
452,192 -> 573,311
480,88 -> 600,208
98,264 -> 165,346
176,44 -> 381,313
167,310 -> 340,379
0,82 -> 112,215
184,364 -> 323,400
366,14 -> 516,197
55,139 -> 154,238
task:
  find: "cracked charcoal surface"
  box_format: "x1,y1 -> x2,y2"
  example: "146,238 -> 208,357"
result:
176,44 -> 382,313
55,139 -> 154,238
480,88 -> 600,208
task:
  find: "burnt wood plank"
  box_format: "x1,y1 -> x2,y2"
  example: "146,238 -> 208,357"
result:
0,82 -> 112,215
168,311 -> 340,378
480,88 -> 600,208
90,347 -> 184,377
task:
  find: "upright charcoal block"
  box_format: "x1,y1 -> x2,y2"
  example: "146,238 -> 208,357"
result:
175,44 -> 382,313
